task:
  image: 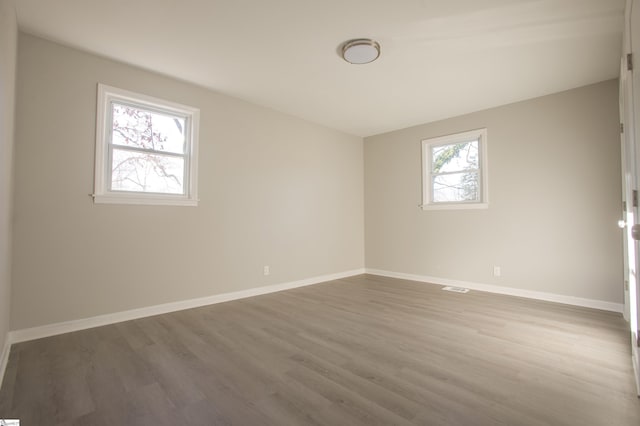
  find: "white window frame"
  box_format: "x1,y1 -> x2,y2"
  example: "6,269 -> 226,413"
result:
421,128 -> 489,210
93,84 -> 200,206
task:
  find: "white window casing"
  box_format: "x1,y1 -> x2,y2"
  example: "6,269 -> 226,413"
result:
93,84 -> 200,206
421,128 -> 488,210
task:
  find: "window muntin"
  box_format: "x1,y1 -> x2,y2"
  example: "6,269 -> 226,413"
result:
94,84 -> 199,206
422,129 -> 488,210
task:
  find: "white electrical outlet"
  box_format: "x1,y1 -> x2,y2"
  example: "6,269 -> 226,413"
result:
263,265 -> 270,276
493,266 -> 501,277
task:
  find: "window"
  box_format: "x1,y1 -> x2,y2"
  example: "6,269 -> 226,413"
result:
93,84 -> 199,206
421,128 -> 488,210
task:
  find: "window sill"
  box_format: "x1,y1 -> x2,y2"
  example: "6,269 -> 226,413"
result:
92,193 -> 198,206
420,202 -> 488,211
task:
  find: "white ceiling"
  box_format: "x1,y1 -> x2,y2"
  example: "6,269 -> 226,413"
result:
13,0 -> 625,137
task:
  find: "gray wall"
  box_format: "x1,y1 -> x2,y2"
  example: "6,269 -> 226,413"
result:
0,0 -> 17,358
364,80 -> 623,303
11,34 -> 364,330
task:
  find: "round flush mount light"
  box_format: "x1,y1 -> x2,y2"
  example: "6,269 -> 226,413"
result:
341,39 -> 380,64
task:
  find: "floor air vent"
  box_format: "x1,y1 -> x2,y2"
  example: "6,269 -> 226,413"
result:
442,286 -> 470,293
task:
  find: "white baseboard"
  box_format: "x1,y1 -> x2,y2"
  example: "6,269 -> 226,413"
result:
0,336 -> 10,390
365,268 -> 624,313
8,268 -> 365,344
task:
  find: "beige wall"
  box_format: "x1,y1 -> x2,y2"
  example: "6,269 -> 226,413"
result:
0,0 -> 17,355
365,80 -> 623,303
11,34 -> 364,330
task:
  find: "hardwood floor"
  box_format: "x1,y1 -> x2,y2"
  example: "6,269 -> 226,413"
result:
0,274 -> 639,425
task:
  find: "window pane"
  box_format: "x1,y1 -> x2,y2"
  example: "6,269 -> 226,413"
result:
111,103 -> 186,154
111,149 -> 185,194
433,171 -> 479,202
432,140 -> 478,173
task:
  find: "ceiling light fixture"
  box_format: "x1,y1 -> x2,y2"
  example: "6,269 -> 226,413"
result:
341,39 -> 380,64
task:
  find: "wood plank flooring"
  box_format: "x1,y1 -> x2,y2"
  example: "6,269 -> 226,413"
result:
0,274 -> 639,425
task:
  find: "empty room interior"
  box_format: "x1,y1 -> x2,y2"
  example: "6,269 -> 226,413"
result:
2,0 -> 640,424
